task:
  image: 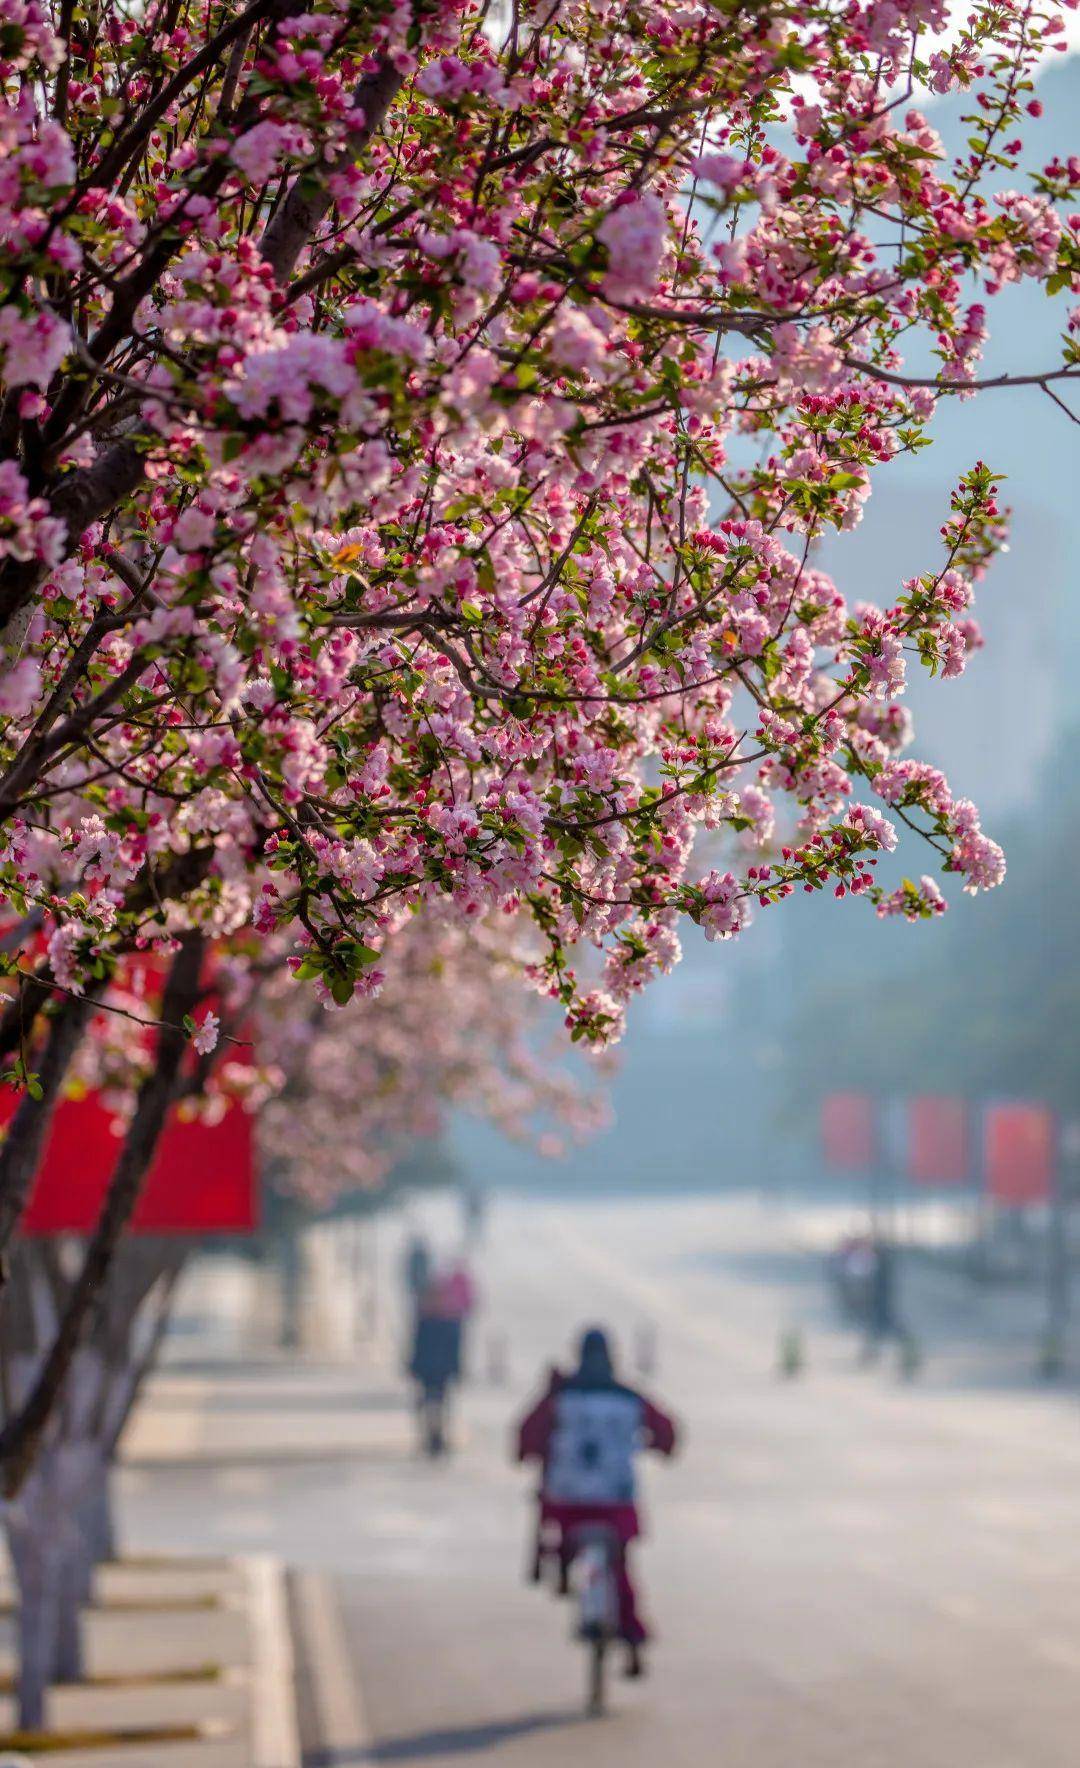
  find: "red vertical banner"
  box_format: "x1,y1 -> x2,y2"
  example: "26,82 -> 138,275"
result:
908,1096 -> 969,1187
983,1103 -> 1056,1206
821,1092 -> 876,1172
0,1090 -> 257,1234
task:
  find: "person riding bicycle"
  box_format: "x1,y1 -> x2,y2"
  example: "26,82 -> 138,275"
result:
515,1326 -> 677,1677
523,1363 -> 566,1583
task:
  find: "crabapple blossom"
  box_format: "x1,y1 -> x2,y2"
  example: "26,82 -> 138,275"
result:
259,917 -> 605,1206
191,1011 -> 220,1057
876,874 -> 948,920
0,0 -> 1074,1104
39,915 -> 594,1207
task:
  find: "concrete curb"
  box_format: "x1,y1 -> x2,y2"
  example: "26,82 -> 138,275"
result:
244,1557 -> 301,1768
290,1571 -> 371,1764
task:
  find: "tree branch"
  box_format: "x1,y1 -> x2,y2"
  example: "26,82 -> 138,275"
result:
0,442 -> 147,644
259,56 -> 406,282
0,932 -> 205,1495
0,985 -> 104,1267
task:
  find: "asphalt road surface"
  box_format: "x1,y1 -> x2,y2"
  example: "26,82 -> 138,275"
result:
121,1193 -> 1080,1768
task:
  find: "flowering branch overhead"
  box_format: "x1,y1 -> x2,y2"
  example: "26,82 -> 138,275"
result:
0,0 -> 1075,1056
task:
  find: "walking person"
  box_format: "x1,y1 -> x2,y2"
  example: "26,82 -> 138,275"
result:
407,1259 -> 477,1455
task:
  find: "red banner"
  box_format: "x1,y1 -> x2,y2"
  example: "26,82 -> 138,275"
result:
907,1095 -> 969,1186
821,1092 -> 876,1171
1,1091 -> 257,1235
983,1103 -> 1055,1207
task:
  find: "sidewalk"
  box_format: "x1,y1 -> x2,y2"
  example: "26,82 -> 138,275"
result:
0,1554 -> 296,1766
120,1361 -> 412,1471
121,1243 -> 410,1470
0,1230 -> 410,1764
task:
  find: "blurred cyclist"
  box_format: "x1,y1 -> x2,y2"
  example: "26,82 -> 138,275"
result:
515,1326 -> 677,1677
522,1363 -> 566,1583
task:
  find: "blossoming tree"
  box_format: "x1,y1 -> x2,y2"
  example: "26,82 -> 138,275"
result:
3,0 -> 1077,1050
0,916 -> 596,1729
258,915 -> 605,1206
0,0 -> 1077,1466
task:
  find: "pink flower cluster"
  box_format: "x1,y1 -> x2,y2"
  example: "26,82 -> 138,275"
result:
0,0 -> 1067,1079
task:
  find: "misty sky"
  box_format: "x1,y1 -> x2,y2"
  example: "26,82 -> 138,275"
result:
450,57 -> 1080,1196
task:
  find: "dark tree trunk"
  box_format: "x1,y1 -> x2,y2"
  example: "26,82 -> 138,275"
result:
0,987 -> 100,1263
55,1528 -> 89,1683
258,56 -> 405,281
1,1238 -> 192,1723
9,1524 -> 61,1730
81,1469 -> 116,1565
0,934 -> 204,1494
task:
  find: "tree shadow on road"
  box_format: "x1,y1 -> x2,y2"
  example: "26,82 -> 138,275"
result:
305,1709 -> 585,1763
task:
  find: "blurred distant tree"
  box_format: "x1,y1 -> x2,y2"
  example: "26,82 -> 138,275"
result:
784,726 -> 1080,1118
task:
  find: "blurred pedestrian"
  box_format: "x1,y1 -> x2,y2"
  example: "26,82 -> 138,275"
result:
862,1237 -> 905,1361
830,1233 -> 874,1323
407,1259 -> 477,1454
441,1257 -> 477,1324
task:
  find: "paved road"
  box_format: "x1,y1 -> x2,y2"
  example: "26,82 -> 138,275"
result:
121,1194 -> 1080,1768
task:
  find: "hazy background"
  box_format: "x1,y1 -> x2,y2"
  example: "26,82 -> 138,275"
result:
451,55 -> 1080,1197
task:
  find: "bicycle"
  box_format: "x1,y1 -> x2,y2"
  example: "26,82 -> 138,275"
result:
568,1522 -> 620,1716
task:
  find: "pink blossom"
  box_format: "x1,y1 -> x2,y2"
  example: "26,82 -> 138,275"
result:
877,875 -> 947,919
691,153 -> 748,191
696,870 -> 747,942
47,920 -> 89,995
0,656 -> 40,719
0,0 -> 1063,1080
949,799 -> 1006,892
192,1011 -> 220,1056
0,461 -> 65,567
844,804 -> 898,853
0,305 -> 69,389
596,194 -> 667,300
231,121 -> 309,184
